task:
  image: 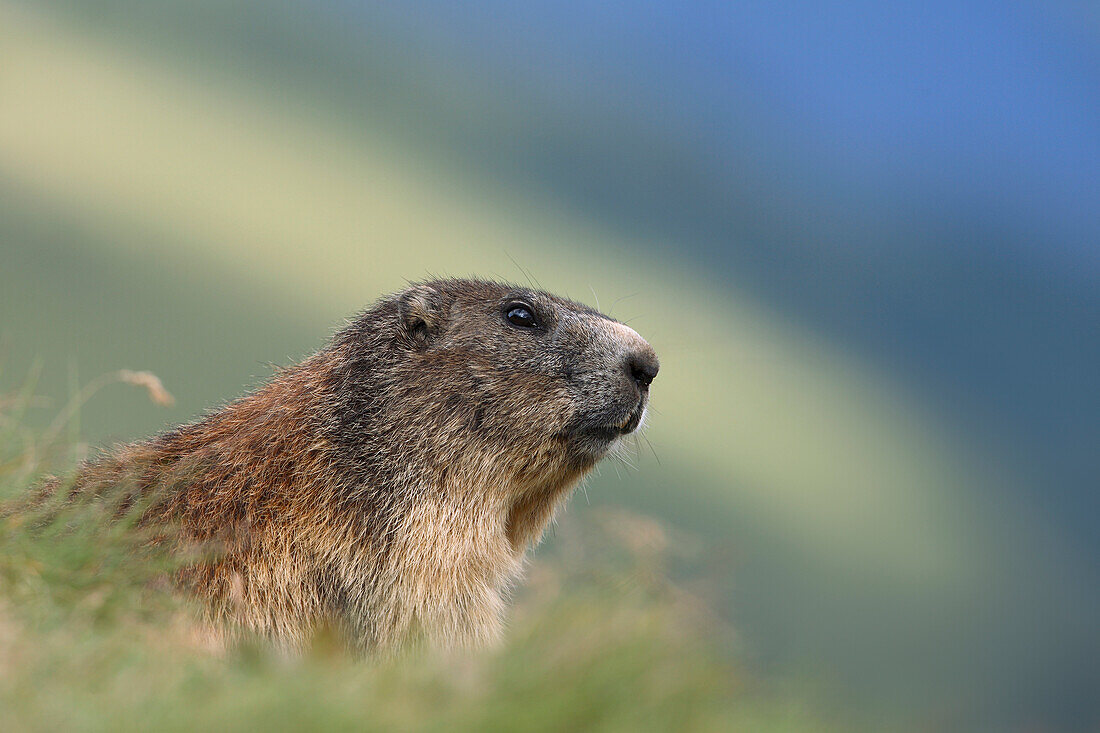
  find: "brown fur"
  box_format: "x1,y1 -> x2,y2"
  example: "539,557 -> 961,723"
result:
71,279 -> 658,652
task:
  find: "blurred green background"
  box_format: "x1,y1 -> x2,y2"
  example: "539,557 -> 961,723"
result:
2,2 -> 1097,730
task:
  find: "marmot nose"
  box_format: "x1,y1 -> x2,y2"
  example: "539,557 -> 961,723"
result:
627,348 -> 660,390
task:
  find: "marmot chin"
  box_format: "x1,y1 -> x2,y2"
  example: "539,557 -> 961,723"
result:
81,278 -> 658,652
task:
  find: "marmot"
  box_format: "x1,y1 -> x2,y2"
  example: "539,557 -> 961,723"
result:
72,278 -> 658,652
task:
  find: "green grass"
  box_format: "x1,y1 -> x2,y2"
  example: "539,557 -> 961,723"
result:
0,386 -> 869,733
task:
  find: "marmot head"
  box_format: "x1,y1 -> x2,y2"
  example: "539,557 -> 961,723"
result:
329,278 -> 659,491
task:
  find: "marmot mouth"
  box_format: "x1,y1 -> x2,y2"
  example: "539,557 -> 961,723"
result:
563,401 -> 647,455
617,404 -> 645,435
581,403 -> 645,442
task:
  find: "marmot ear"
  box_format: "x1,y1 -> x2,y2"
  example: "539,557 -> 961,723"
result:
398,284 -> 445,347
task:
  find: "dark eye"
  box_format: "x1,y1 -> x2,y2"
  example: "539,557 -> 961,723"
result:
505,304 -> 538,329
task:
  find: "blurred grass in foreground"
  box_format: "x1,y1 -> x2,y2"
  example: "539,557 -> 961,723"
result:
0,376 -> 873,733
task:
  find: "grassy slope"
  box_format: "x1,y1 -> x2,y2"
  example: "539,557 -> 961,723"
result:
0,421 -> 867,733
0,3 -> 1061,722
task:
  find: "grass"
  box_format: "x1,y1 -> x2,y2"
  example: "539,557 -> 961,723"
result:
0,380 -> 866,733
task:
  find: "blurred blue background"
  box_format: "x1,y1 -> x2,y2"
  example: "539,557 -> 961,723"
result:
2,1 -> 1097,729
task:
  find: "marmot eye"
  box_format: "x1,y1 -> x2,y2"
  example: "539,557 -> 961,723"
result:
505,304 -> 538,329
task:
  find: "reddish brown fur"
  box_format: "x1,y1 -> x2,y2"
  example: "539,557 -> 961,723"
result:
71,279 -> 658,652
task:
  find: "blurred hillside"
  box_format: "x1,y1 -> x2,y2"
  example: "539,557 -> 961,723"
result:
1,2 -> 1097,730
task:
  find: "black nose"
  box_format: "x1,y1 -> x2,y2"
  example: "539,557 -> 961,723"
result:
628,349 -> 660,389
